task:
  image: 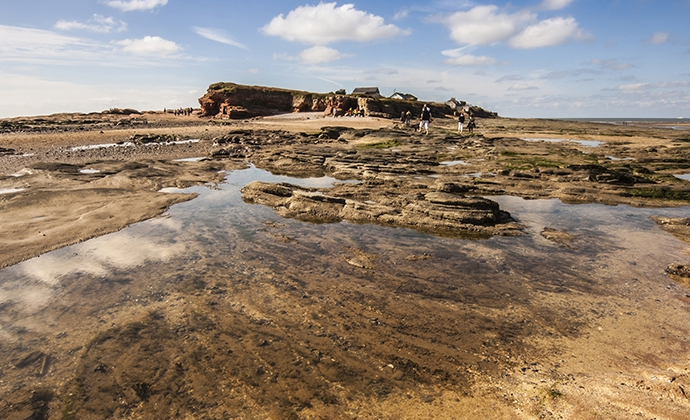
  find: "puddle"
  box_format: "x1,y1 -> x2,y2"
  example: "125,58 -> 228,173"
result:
463,172 -> 494,178
79,168 -> 101,174
173,157 -> 206,162
9,169 -> 33,177
522,138 -> 604,147
70,139 -> 199,152
440,160 -> 467,166
70,142 -> 134,151
2,165 -> 690,417
675,174 -> 690,181
0,187 -> 25,195
607,156 -> 635,161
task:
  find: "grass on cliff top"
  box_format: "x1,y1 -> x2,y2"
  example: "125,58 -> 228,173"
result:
208,82 -> 328,98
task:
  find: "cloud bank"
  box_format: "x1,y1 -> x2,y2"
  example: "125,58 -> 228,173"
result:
440,4 -> 591,49
55,14 -> 127,33
105,0 -> 168,12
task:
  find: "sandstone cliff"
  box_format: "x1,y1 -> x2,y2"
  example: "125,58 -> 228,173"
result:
198,82 -> 497,120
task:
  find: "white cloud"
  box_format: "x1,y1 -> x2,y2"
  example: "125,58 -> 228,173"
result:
587,58 -> 634,71
442,48 -> 496,66
439,5 -> 590,50
105,0 -> 168,12
446,55 -> 497,66
55,14 -> 127,33
442,5 -> 534,46
618,83 -> 648,92
0,24 -> 105,63
508,83 -> 539,91
618,81 -> 690,92
393,9 -> 409,20
509,16 -> 591,49
540,0 -> 576,10
193,27 -> 248,50
648,32 -> 669,45
262,2 -> 409,45
300,45 -> 349,64
116,36 -> 180,56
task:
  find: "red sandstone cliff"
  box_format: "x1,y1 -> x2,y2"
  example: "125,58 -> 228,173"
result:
198,82 -> 498,120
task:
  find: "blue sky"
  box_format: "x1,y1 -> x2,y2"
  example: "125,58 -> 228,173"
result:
1,0 -> 689,118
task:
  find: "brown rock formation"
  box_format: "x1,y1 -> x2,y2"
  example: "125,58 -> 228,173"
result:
198,82 -> 498,120
198,82 -> 329,118
240,180 -> 522,237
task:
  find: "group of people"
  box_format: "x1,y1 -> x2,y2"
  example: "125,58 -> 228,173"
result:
400,105 -> 476,135
456,111 -> 476,134
164,107 -> 194,116
345,107 -> 364,117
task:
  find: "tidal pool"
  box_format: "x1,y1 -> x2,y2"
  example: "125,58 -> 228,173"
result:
0,187 -> 25,195
522,138 -> 604,147
2,165 -> 690,418
439,160 -> 467,166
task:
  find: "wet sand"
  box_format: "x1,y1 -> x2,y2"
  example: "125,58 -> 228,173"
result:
1,111 -> 690,419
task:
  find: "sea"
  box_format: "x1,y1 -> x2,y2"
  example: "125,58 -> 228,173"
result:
559,117 -> 690,130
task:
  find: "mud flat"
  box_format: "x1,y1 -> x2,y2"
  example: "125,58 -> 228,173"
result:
1,111 -> 690,419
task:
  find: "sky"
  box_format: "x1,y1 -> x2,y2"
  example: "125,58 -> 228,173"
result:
1,0 -> 690,118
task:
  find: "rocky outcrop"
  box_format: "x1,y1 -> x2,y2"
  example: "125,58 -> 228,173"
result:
198,82 -> 498,119
198,82 -> 329,118
241,180 -> 522,237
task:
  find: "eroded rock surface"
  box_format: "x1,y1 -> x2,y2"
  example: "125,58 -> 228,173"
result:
241,180 -> 522,237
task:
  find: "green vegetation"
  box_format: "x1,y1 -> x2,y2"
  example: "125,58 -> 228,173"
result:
547,387 -> 563,399
503,156 -> 565,170
626,188 -> 690,202
208,81 -> 329,100
358,139 -> 401,149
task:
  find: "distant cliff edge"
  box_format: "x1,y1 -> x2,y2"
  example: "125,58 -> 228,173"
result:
198,82 -> 498,120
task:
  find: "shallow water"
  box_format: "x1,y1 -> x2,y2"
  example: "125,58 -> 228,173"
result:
2,165 -> 690,417
0,187 -> 24,195
3,166 -> 687,318
522,137 -> 604,147
439,160 -> 467,166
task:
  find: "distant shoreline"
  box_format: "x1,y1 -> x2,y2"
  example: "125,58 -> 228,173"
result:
554,117 -> 690,130
557,117 -> 689,123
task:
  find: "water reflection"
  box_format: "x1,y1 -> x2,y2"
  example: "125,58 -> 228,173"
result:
440,160 -> 467,166
1,165 -> 690,417
0,187 -> 25,195
522,138 -> 604,147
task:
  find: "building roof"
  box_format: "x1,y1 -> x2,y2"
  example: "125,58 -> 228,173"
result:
390,92 -> 418,101
352,87 -> 381,96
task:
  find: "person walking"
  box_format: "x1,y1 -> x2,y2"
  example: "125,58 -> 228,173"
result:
405,110 -> 411,126
420,105 -> 431,135
457,112 -> 465,133
467,114 -> 476,133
